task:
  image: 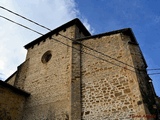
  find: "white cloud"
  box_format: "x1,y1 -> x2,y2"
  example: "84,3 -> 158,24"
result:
81,17 -> 95,34
0,59 -> 5,71
0,0 -> 93,80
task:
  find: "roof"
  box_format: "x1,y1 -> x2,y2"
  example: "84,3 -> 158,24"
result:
0,80 -> 30,97
76,28 -> 138,44
75,28 -> 148,68
24,18 -> 91,49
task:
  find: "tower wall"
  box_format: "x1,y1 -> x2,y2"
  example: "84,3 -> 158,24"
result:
127,38 -> 157,116
81,33 -> 150,119
19,24 -> 87,120
22,26 -> 75,120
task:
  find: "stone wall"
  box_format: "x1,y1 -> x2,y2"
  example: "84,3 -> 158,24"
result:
80,33 -> 152,119
71,42 -> 81,119
3,20 -> 157,119
0,81 -> 29,120
14,59 -> 29,89
22,27 -> 74,120
20,25 -> 86,120
5,72 -> 17,86
70,25 -> 89,119
128,38 -> 157,116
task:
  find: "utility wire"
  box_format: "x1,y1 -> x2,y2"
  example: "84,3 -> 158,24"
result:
0,6 -> 160,71
0,14 -> 136,73
58,33 -> 138,70
0,7 -> 159,75
0,6 -> 51,31
51,36 -> 135,72
2,5 -> 160,73
148,73 -> 160,75
147,68 -> 160,71
0,6 -> 140,71
0,15 -> 43,35
1,14 -> 160,76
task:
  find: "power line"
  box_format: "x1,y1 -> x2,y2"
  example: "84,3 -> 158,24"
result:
0,14 -> 136,73
1,14 -> 160,76
0,6 -> 51,31
1,6 -> 158,72
0,15 -> 43,35
1,6 -> 159,75
51,36 -> 135,72
148,73 -> 160,75
58,33 -> 137,70
1,11 -> 160,76
0,6 -> 142,71
147,68 -> 160,71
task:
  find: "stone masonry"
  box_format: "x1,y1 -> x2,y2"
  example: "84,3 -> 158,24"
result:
80,32 -> 156,119
2,18 -> 159,120
0,80 -> 29,120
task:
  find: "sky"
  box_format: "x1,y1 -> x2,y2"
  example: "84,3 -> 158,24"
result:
0,0 -> 159,96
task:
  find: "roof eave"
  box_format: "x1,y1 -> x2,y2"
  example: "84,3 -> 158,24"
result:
75,28 -> 133,41
24,18 -> 91,49
0,80 -> 30,97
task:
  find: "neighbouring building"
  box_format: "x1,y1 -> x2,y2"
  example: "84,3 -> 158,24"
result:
0,18 -> 159,120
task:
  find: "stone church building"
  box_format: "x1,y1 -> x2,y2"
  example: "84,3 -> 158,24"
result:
0,18 -> 159,119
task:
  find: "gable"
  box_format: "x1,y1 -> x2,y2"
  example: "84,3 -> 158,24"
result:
24,18 -> 91,49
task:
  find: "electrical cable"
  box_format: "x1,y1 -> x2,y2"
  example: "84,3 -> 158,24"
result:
51,36 -> 135,72
0,15 -> 157,75
0,14 -> 136,73
2,6 -> 160,73
147,68 -> 160,71
0,6 -> 51,31
0,6 -> 140,71
148,73 -> 160,75
0,15 -> 43,35
0,7 -> 159,75
58,33 -> 138,70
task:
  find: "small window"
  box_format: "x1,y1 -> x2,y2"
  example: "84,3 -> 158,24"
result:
41,50 -> 52,63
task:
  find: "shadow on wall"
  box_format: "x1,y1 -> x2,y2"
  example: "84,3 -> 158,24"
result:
0,108 -> 11,120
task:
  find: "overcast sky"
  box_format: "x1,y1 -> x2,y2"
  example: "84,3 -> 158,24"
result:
0,0 -> 160,96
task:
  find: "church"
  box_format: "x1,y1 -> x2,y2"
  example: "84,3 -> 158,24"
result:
0,18 -> 159,119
